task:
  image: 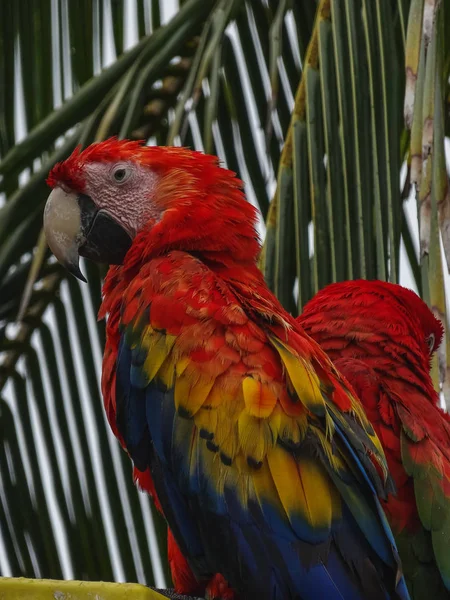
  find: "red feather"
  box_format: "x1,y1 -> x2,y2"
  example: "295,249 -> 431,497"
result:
299,279 -> 450,593
51,141 -> 407,599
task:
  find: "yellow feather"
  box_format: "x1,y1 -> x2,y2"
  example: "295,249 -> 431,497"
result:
188,425 -> 200,481
142,331 -> 176,382
243,377 -> 277,418
175,371 -> 215,416
238,412 -> 276,464
269,337 -> 325,416
202,444 -> 226,498
310,425 -> 347,472
216,384 -> 244,419
267,445 -> 339,532
326,399 -> 388,478
277,409 -> 308,448
172,409 -> 196,463
175,356 -> 191,377
296,454 -> 341,527
252,459 -> 287,516
266,445 -> 303,521
140,324 -> 155,345
204,385 -> 231,410
214,413 -> 239,462
157,355 -> 175,389
267,404 -> 281,439
223,454 -> 255,508
194,406 -> 218,437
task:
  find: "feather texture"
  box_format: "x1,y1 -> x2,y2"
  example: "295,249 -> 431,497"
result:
300,279 -> 450,599
48,140 -> 411,600
103,251 -> 408,600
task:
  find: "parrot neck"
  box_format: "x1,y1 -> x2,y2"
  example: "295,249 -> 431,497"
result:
121,201 -> 261,276
101,222 -> 293,337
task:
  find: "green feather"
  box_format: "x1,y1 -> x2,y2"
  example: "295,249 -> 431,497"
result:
432,514 -> 450,590
395,529 -> 449,600
400,429 -> 450,595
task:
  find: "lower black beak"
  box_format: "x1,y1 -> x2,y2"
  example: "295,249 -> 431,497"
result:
79,207 -> 134,266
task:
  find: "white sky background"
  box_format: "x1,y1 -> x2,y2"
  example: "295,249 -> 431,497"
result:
1,0 -> 450,586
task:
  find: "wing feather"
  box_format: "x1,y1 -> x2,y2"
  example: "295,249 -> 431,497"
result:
335,357 -> 450,597
399,410 -> 450,589
108,252 -> 409,600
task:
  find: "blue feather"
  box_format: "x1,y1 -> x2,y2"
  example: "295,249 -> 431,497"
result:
115,331 -> 411,600
330,416 -> 401,569
116,337 -> 147,452
145,385 -> 168,463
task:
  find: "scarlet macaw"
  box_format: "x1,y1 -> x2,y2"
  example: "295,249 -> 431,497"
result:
43,139 -> 410,600
298,279 -> 450,599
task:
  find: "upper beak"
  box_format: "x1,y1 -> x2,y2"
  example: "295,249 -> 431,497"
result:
43,188 -> 133,282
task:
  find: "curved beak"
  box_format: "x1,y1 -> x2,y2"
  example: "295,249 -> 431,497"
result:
43,188 -> 133,282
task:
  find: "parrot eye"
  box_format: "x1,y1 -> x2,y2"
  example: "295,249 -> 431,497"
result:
111,163 -> 131,184
426,333 -> 435,352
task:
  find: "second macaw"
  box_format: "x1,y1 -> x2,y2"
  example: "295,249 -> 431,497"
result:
299,280 -> 450,599
43,139 -> 410,600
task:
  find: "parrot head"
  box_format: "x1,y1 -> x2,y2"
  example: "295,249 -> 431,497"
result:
44,138 -> 259,281
300,279 -> 444,372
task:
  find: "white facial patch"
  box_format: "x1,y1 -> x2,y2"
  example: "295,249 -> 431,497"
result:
82,161 -> 161,237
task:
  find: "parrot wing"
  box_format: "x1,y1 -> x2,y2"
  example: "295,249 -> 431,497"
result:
335,357 -> 450,599
396,389 -> 450,593
105,252 -> 409,600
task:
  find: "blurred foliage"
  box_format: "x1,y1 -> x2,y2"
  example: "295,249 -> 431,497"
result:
0,0 -> 449,595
